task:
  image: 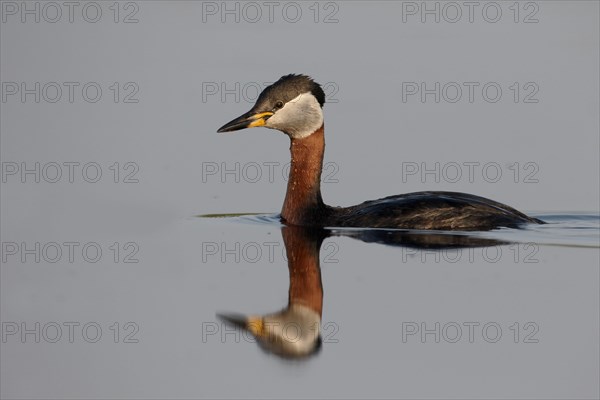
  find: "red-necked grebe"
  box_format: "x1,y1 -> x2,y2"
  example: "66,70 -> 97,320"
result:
217,74 -> 543,231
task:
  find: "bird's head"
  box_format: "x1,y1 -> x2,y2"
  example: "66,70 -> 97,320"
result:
217,74 -> 325,139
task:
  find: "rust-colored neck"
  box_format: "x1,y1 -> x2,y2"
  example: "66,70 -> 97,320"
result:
281,124 -> 326,226
282,226 -> 324,317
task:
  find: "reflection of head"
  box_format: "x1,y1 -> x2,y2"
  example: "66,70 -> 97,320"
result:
217,226 -> 325,359
219,303 -> 322,358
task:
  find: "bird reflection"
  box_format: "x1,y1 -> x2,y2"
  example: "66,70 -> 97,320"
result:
218,226 -> 326,358
332,228 -> 509,248
217,226 -> 508,359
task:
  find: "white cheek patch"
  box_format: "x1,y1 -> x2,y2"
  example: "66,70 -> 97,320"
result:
266,92 -> 323,139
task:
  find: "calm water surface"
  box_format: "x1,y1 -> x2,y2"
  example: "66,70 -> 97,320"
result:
3,211 -> 597,398
2,2 -> 598,398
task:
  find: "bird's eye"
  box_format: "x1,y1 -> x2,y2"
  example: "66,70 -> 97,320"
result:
274,101 -> 284,110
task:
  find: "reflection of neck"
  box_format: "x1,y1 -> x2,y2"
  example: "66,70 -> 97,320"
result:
282,226 -> 324,317
281,124 -> 326,226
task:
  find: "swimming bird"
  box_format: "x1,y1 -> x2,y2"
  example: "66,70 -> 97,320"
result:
217,74 -> 543,231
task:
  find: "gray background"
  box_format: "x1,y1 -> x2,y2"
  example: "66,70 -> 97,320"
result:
1,1 -> 599,399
